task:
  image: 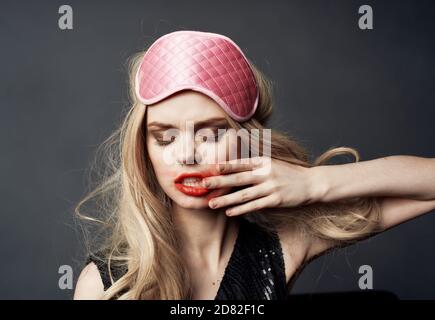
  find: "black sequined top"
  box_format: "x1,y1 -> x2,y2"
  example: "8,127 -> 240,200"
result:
86,217 -> 289,300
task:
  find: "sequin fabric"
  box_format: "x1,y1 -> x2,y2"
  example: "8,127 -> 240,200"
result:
86,218 -> 288,300
214,218 -> 288,300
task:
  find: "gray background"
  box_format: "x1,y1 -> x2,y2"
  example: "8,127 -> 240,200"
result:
1,0 -> 434,299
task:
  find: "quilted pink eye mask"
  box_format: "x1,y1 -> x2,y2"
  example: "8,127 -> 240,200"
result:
135,30 -> 259,121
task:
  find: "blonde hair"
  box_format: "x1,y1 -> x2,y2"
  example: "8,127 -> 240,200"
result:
75,47 -> 382,300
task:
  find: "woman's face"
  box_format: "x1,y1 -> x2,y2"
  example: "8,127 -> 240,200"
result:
145,90 -> 240,209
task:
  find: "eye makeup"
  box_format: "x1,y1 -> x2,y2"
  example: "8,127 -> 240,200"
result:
152,125 -> 228,146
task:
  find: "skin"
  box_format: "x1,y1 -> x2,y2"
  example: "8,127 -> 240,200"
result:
74,90 -> 435,300
145,90 -> 243,299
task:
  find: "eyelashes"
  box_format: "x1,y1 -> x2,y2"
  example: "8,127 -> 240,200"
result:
154,130 -> 226,146
155,136 -> 175,146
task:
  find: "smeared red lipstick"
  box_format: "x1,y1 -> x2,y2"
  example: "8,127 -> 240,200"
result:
174,171 -> 215,197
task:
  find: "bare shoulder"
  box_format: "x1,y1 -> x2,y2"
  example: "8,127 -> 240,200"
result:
277,226 -> 338,283
305,234 -> 339,262
73,262 -> 105,300
276,227 -> 310,283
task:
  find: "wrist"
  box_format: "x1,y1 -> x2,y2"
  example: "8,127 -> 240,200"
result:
307,165 -> 330,203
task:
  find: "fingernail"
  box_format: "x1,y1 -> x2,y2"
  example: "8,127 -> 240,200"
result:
226,209 -> 233,216
209,201 -> 217,208
202,179 -> 210,188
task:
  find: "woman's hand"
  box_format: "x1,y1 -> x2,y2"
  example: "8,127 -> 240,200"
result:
202,156 -> 324,216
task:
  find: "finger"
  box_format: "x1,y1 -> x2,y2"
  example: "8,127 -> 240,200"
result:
216,156 -> 265,174
202,170 -> 263,188
208,183 -> 270,209
225,194 -> 281,216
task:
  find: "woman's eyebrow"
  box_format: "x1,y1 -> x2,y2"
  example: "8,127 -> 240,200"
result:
147,117 -> 229,131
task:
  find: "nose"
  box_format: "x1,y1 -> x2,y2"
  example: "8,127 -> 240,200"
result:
175,131 -> 202,165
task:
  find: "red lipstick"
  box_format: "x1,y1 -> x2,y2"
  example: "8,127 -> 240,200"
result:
174,171 -> 215,197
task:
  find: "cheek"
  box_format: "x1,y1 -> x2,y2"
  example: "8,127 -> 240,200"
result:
146,138 -> 184,186
147,141 -> 172,183
147,145 -> 160,174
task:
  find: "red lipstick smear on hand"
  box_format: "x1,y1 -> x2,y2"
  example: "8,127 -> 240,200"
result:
174,170 -> 217,197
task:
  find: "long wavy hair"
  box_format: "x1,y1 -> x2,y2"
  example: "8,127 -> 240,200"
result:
75,44 -> 382,300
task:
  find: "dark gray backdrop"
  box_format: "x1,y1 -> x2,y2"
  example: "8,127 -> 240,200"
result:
1,0 -> 434,299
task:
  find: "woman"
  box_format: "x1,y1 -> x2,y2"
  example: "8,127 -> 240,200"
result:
73,30 -> 435,300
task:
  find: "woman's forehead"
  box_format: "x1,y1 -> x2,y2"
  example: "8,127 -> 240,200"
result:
146,90 -> 227,124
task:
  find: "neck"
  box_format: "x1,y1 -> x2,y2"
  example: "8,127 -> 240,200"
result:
172,203 -> 239,270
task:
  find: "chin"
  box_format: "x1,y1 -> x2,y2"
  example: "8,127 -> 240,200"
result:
171,187 -> 232,210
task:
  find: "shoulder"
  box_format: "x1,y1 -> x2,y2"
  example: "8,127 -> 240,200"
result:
83,250 -> 129,293
73,262 -> 105,300
277,226 -> 338,283
276,227 -> 309,283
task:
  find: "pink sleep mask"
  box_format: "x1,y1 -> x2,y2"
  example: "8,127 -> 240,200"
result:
135,30 -> 259,122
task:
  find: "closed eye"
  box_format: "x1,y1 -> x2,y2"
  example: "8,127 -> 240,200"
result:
152,126 -> 228,147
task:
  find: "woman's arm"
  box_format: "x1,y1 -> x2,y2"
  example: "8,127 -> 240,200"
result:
73,262 -> 105,300
306,155 -> 435,260
201,155 -> 435,273
203,155 -> 435,214
307,197 -> 435,260
312,155 -> 435,203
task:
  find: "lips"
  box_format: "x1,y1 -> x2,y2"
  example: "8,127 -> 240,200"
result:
174,171 -> 215,197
